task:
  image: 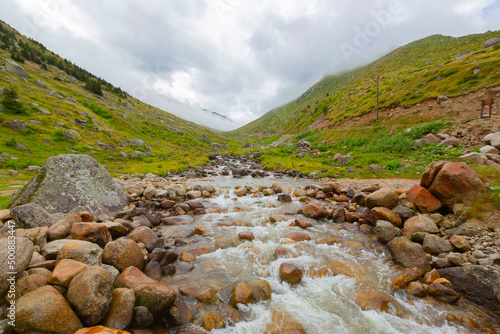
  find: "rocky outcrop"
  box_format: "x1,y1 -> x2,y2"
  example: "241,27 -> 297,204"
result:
8,154 -> 128,215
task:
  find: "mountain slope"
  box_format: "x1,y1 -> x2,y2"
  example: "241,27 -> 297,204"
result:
235,31 -> 500,135
0,19 -> 232,177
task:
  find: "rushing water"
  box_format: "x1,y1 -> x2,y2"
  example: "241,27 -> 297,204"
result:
158,158 -> 500,333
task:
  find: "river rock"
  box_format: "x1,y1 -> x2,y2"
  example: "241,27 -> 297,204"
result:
128,226 -> 160,252
371,207 -> 402,227
229,282 -> 253,307
56,240 -> 103,266
375,220 -> 398,243
70,222 -> 111,247
427,162 -> 486,209
103,238 -> 145,271
167,294 -> 194,326
271,183 -> 283,193
114,266 -> 176,316
103,288 -> 135,330
302,203 -> 327,219
427,283 -> 460,303
10,203 -> 54,229
285,232 -> 311,242
438,265 -> 500,315
423,234 -> 454,255
449,235 -> 471,252
365,188 -> 399,209
15,274 -> 48,299
406,281 -> 427,297
248,279 -> 272,301
8,154 -> 128,215
392,267 -> 425,290
355,287 -> 391,312
406,185 -> 442,213
17,285 -> 82,333
67,266 -> 114,325
264,310 -> 306,334
0,237 -> 34,295
48,259 -> 89,287
279,263 -> 303,284
75,326 -> 130,334
387,237 -> 430,271
403,215 -> 439,239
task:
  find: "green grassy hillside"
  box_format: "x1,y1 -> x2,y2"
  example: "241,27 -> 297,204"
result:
236,31 -> 500,135
0,20 -> 233,175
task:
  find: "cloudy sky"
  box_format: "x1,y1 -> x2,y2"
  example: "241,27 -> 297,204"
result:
2,0 -> 500,130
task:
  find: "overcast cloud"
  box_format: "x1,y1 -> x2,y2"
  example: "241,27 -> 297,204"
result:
1,0 -> 499,130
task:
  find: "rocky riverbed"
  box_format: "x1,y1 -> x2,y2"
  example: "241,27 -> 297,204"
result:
0,154 -> 499,334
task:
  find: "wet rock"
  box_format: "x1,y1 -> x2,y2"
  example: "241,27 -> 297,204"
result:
238,232 -> 255,241
423,268 -> 440,284
56,240 -> 103,266
387,237 -> 430,272
75,326 -> 130,334
406,185 -> 442,213
48,259 -> 89,287
449,235 -> 471,252
230,282 -> 253,307
10,203 -> 54,228
302,202 -> 327,219
248,279 -> 272,301
371,207 -> 402,227
234,187 -> 248,197
427,283 -> 460,303
272,183 -> 283,193
285,232 -> 311,242
279,263 -> 304,284
180,252 -> 196,262
0,237 -> 33,295
196,288 -> 216,304
176,328 -> 207,334
422,234 -> 454,255
365,188 -> 399,209
406,281 -> 427,297
375,220 -> 398,243
355,288 -> 391,312
278,194 -> 292,203
264,310 -> 306,334
103,287 -> 135,329
17,285 -> 83,334
67,266 -> 114,325
392,267 -> 425,290
70,222 -> 111,247
438,265 -> 500,315
128,226 -> 160,252
8,155 -> 128,215
293,218 -> 313,229
428,162 -> 486,209
403,215 -> 439,239
103,238 -> 145,271
133,306 -> 154,328
167,294 -> 194,326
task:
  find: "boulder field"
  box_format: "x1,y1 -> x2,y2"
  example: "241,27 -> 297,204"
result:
0,154 -> 498,333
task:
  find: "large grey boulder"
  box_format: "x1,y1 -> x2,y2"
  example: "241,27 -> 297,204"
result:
484,132 -> 500,150
4,60 -> 29,78
10,203 -> 54,229
483,37 -> 500,49
8,154 -> 128,215
439,265 -> 500,316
